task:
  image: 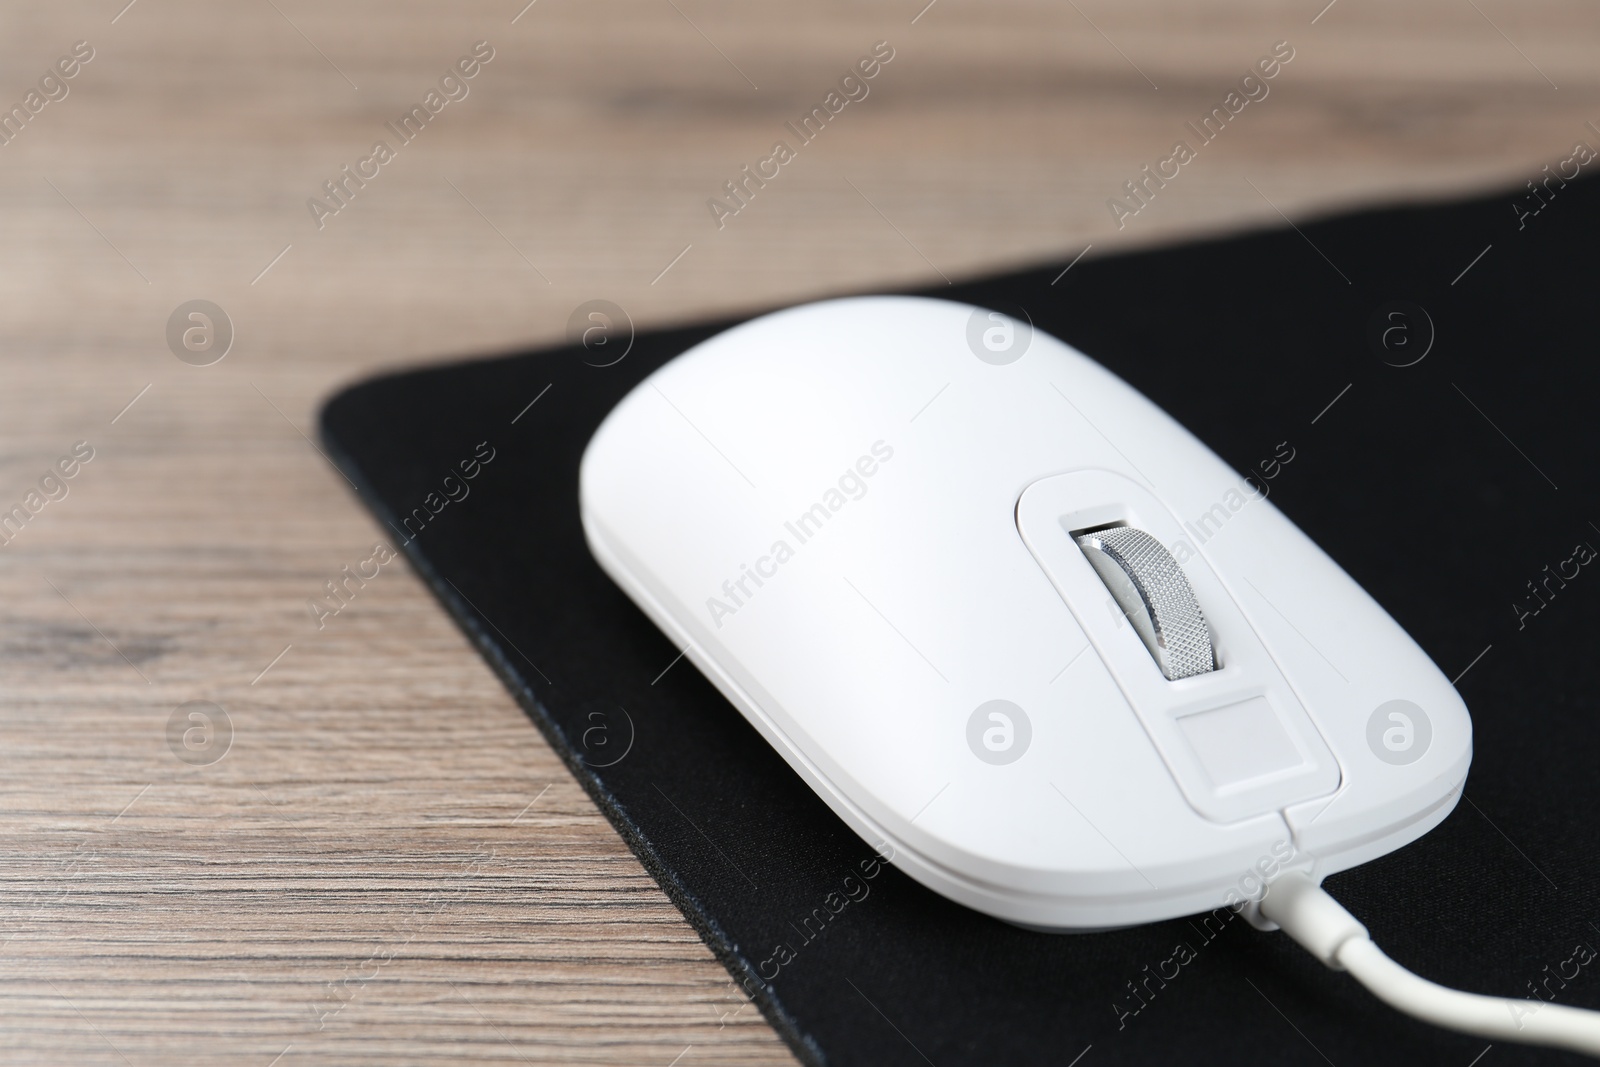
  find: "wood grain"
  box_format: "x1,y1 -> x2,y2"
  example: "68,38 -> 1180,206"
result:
0,0 -> 1595,1063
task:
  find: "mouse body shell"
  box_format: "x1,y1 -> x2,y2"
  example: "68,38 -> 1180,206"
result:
580,296 -> 1471,930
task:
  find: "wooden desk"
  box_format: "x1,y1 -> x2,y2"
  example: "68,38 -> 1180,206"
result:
2,1 -> 1594,1062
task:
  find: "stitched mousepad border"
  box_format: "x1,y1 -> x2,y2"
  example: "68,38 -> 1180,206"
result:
320,175 -> 1600,1066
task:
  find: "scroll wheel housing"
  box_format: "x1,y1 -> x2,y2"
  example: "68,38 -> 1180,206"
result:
1074,525 -> 1216,680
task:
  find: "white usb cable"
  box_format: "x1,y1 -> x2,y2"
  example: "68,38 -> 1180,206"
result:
1258,871 -> 1600,1057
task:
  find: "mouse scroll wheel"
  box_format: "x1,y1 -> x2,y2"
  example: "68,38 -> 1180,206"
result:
1074,526 -> 1217,680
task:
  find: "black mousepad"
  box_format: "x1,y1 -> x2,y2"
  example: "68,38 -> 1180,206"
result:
321,174 -> 1600,1066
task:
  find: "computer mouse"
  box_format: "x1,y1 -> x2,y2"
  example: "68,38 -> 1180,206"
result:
579,295 -> 1472,931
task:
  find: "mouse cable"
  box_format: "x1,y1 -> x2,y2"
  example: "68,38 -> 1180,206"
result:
1258,871 -> 1600,1057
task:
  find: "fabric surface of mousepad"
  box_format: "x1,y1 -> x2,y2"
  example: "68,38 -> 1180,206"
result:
320,173 -> 1600,1066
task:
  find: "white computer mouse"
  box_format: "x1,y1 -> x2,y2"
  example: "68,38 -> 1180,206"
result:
579,295 -> 1471,931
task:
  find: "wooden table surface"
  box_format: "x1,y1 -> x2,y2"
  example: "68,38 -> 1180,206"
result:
2,1 -> 1595,1063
